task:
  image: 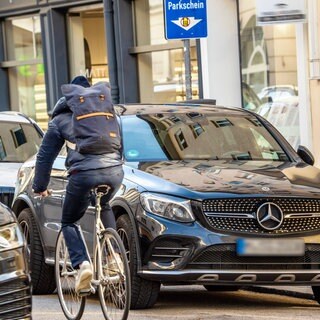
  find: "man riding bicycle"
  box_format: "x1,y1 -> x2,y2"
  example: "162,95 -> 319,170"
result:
32,76 -> 124,294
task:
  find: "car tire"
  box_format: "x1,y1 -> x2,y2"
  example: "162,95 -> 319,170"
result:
312,286 -> 320,303
117,214 -> 160,309
203,285 -> 240,292
18,208 -> 56,294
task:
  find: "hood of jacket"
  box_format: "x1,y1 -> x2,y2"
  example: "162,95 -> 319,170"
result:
51,97 -> 70,119
52,76 -> 91,119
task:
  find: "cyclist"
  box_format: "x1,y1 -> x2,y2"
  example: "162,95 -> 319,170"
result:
32,76 -> 124,294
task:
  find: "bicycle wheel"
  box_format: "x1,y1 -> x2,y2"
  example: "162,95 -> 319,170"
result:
55,230 -> 86,320
97,228 -> 131,320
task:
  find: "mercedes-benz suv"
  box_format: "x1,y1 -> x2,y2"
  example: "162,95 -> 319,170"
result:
12,103 -> 320,309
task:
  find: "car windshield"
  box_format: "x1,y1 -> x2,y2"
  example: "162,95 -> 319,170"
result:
121,112 -> 289,162
0,122 -> 42,162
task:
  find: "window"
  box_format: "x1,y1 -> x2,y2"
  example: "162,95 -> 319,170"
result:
250,128 -> 287,161
67,5 -> 109,85
190,123 -> 204,138
121,112 -> 289,162
3,15 -> 48,130
0,138 -> 7,161
11,126 -> 27,148
0,122 -> 42,162
239,1 -> 299,149
134,0 -> 200,103
175,129 -> 188,151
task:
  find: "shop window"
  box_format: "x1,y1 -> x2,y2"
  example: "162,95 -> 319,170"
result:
134,0 -> 200,103
5,16 -> 42,61
67,5 -> 109,85
4,15 -> 48,130
239,1 -> 299,150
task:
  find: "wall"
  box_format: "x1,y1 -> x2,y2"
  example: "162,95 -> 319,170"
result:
309,0 -> 320,167
200,0 -> 241,107
310,80 -> 320,167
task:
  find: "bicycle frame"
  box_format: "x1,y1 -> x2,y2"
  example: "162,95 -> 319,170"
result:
78,188 -> 108,291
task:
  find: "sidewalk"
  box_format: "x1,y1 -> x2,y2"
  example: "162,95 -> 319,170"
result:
248,285 -> 315,300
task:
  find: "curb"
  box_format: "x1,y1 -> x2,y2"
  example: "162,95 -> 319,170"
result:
244,286 -> 315,301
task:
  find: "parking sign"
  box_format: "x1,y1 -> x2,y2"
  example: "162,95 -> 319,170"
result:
164,0 -> 207,40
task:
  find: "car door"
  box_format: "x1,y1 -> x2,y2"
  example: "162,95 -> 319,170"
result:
38,156 -> 67,259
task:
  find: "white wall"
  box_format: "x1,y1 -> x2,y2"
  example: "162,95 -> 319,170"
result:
200,0 -> 242,107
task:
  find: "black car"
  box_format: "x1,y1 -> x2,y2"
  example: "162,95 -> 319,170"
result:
0,202 -> 32,319
12,103 -> 320,309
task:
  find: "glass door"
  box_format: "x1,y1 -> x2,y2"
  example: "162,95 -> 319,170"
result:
67,4 -> 109,85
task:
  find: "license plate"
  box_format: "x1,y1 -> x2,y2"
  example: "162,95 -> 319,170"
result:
236,238 -> 305,256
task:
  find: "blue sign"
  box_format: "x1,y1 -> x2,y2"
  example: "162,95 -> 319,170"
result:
164,0 -> 207,40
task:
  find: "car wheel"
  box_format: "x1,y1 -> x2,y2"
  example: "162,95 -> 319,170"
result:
117,214 -> 160,309
18,208 -> 56,294
312,286 -> 320,303
203,285 -> 240,292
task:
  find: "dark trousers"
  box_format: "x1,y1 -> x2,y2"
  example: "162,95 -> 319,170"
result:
61,165 -> 124,268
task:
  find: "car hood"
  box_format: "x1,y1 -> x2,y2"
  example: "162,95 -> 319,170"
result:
125,160 -> 320,199
0,163 -> 22,188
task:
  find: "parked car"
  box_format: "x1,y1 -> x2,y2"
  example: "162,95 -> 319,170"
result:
0,201 -> 32,319
258,85 -> 298,103
12,103 -> 320,309
242,82 -> 262,112
0,111 -> 43,207
256,96 -> 300,150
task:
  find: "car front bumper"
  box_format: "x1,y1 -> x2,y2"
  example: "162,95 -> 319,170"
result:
137,212 -> 320,286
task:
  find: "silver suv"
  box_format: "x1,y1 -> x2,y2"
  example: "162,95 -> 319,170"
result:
0,112 -> 43,207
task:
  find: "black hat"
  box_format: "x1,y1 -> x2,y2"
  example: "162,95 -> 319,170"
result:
71,75 -> 90,88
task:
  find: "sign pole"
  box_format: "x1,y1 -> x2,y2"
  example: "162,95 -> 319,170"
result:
183,39 -> 192,100
163,0 -> 207,101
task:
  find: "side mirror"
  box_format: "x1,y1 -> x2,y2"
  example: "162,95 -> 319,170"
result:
297,145 -> 314,166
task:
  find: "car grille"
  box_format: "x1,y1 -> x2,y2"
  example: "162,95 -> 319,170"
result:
202,198 -> 320,234
189,244 -> 320,270
0,277 -> 32,320
0,187 -> 15,208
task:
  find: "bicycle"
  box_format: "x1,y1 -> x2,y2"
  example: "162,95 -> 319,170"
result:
55,185 -> 131,320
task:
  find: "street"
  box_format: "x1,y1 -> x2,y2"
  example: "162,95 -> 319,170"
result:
32,285 -> 320,320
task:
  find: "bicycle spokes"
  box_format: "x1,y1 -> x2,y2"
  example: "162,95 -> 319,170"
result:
98,229 -> 130,320
55,232 -> 85,320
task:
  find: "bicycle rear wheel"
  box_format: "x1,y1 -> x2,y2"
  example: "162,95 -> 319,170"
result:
97,228 -> 131,320
55,230 -> 86,320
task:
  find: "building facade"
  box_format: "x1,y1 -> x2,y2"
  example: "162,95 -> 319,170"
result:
0,0 -> 319,165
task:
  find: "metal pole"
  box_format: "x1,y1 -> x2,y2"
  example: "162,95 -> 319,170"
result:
183,39 -> 192,100
103,0 -> 120,103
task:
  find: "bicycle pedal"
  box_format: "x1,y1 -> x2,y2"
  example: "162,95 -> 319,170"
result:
78,289 -> 91,297
90,285 -> 96,294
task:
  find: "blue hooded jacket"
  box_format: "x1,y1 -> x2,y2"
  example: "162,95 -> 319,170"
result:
32,76 -> 122,193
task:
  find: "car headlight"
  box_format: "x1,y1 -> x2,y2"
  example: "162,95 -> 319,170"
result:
0,203 -> 15,225
0,204 -> 24,252
140,192 -> 195,222
0,223 -> 24,252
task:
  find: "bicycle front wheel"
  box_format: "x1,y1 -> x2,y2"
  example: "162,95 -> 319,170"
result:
97,228 -> 131,320
55,230 -> 86,320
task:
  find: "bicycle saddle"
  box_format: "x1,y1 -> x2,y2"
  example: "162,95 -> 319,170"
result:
94,185 -> 110,195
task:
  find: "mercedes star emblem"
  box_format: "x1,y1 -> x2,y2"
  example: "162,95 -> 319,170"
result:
256,202 -> 283,231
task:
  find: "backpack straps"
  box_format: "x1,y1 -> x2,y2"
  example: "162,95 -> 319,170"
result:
65,140 -> 76,150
